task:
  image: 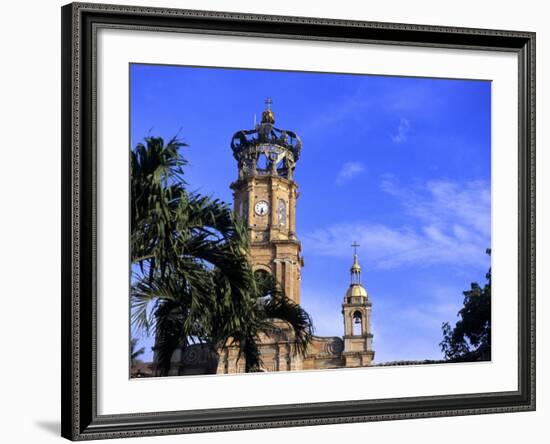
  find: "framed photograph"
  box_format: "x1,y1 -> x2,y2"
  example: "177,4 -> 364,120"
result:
61,2 -> 535,440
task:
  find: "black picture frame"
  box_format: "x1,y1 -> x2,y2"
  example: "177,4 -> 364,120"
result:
61,2 -> 536,440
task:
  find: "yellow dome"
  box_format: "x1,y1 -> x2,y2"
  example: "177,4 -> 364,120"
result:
345,284 -> 368,299
261,109 -> 275,124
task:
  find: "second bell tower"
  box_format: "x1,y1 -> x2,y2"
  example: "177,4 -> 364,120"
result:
341,243 -> 375,367
230,99 -> 303,304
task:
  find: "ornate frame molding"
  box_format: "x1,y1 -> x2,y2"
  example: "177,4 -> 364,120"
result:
61,2 -> 535,440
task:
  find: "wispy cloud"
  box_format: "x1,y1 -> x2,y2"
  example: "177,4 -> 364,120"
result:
385,82 -> 433,112
299,88 -> 371,136
302,178 -> 490,270
301,283 -> 462,361
391,117 -> 411,143
380,176 -> 491,238
371,304 -> 457,362
335,161 -> 365,185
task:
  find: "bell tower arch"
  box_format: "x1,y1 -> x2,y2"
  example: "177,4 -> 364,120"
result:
230,99 -> 303,304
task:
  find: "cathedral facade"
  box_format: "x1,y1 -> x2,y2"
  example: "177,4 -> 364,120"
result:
163,101 -> 374,376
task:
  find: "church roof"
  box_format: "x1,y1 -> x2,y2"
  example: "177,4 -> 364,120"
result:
345,283 -> 368,298
373,359 -> 446,367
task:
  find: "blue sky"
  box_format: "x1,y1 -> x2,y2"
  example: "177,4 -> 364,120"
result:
130,63 -> 491,364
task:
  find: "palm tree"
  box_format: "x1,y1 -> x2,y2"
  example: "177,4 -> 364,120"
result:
130,338 -> 145,365
133,261 -> 314,374
130,136 -> 313,375
224,271 -> 313,373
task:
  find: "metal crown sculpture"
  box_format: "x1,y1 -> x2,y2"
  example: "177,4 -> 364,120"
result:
231,98 -> 302,181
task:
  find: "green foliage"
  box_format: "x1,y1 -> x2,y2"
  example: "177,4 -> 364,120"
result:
131,136 -> 188,278
224,271 -> 314,372
440,249 -> 491,362
130,136 -> 313,375
130,338 -> 145,364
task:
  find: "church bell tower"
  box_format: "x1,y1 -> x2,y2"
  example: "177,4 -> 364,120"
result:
342,243 -> 375,367
230,99 -> 303,303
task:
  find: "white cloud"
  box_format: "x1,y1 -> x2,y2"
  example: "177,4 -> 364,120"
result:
391,117 -> 411,143
382,178 -> 491,238
300,272 -> 469,361
302,178 -> 490,270
335,161 -> 365,185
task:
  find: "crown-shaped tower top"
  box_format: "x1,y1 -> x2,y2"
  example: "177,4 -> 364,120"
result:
230,98 -> 302,181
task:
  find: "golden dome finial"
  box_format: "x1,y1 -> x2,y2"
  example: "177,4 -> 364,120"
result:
351,254 -> 361,273
350,242 -> 362,282
345,241 -> 368,299
261,97 -> 275,124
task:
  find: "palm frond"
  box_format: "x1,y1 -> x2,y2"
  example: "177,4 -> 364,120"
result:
130,133 -> 314,374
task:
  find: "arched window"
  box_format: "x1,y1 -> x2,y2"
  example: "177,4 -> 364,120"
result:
254,268 -> 271,281
256,153 -> 269,172
254,268 -> 274,302
352,311 -> 363,336
277,199 -> 287,227
276,157 -> 288,178
240,201 -> 248,223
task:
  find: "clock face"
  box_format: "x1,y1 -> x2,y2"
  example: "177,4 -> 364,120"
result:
254,200 -> 269,216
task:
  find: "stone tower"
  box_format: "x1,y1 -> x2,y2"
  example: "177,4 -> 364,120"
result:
342,244 -> 375,367
158,102 -> 378,376
230,99 -> 303,303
